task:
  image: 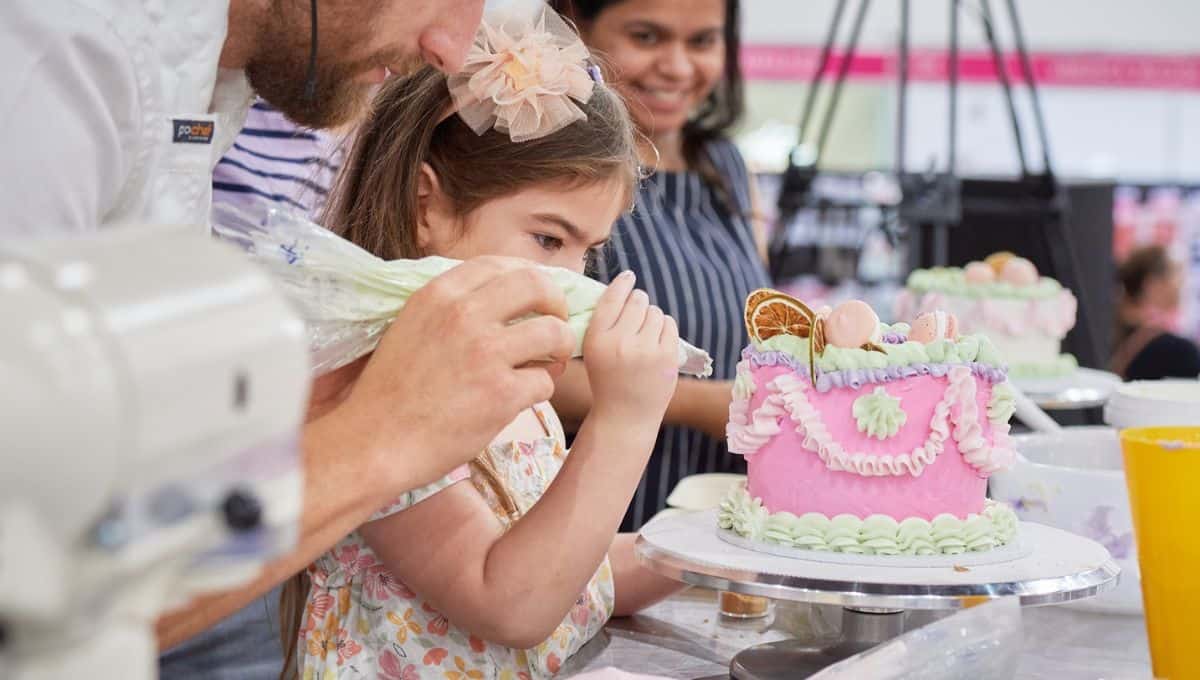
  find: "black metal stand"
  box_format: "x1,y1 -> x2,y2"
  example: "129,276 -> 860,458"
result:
767,0 -> 1100,366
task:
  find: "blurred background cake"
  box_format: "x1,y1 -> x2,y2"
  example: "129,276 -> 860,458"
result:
895,253 -> 1079,379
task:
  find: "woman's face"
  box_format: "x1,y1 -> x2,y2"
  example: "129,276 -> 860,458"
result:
582,0 -> 727,139
418,173 -> 627,274
1145,261 -> 1184,312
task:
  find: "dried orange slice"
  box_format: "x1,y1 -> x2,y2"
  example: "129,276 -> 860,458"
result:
745,289 -> 817,343
744,288 -> 780,337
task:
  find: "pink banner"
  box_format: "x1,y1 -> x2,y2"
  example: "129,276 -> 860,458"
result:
742,46 -> 1200,90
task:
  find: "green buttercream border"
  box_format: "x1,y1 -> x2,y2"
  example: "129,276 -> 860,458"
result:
717,483 -> 1018,556
1007,354 -> 1079,378
906,267 -> 1064,300
755,332 -> 1005,372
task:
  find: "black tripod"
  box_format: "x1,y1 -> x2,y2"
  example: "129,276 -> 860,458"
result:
768,0 -> 1099,365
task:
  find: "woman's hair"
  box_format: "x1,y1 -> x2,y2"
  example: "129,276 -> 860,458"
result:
552,0 -> 745,208
323,65 -> 639,260
1118,245 -> 1172,303
1114,245 -> 1174,348
277,65 -> 637,680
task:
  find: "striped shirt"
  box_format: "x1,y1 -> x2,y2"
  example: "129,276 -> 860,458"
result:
595,139 -> 771,531
211,99 -> 344,218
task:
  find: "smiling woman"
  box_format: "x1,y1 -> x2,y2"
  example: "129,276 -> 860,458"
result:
551,0 -> 772,531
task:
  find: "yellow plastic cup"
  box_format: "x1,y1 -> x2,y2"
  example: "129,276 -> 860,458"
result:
1121,426 -> 1200,680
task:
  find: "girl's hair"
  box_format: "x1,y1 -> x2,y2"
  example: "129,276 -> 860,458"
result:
323,65 -> 639,260
278,64 -> 638,680
552,0 -> 745,208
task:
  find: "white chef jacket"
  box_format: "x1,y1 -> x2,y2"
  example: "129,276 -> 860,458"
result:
0,0 -> 254,238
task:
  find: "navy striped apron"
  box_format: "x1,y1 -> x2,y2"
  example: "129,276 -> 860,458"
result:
595,139 -> 771,531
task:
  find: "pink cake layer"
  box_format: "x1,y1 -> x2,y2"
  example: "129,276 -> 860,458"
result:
744,365 -> 1000,520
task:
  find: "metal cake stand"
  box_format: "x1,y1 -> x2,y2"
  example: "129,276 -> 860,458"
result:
635,510 -> 1120,679
1012,367 -> 1123,411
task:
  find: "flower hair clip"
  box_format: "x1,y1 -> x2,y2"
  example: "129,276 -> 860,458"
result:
447,4 -> 598,143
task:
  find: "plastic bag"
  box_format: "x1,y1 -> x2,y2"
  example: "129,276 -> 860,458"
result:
212,202 -> 714,377
809,598 -> 1022,680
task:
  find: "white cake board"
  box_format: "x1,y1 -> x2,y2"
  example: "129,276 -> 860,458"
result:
716,527 -> 1033,568
637,509 -> 1119,610
1012,367 -> 1122,410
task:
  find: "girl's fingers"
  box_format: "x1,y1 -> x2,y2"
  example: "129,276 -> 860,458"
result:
590,271 -> 636,331
640,305 -> 666,340
613,289 -> 650,336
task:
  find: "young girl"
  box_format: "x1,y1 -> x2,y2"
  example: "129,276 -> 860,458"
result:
284,9 -> 685,679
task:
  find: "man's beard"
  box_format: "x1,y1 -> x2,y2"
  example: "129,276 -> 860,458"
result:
246,48 -> 374,129
243,7 -> 423,130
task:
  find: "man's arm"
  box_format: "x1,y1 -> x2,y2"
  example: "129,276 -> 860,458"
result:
0,2 -> 139,237
157,257 -> 579,649
157,407 -> 397,650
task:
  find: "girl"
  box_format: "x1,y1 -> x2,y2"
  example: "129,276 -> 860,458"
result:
550,0 -> 772,531
285,10 -> 685,680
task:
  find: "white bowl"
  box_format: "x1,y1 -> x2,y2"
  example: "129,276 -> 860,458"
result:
665,473 -> 746,511
1105,379 -> 1200,428
990,426 -> 1141,614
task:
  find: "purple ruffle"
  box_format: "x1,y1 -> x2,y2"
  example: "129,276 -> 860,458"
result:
742,346 -> 1009,393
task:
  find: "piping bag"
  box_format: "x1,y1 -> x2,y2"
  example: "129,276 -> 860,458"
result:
212,202 -> 714,378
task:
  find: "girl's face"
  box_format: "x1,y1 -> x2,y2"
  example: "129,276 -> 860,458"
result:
417,171 -> 628,274
582,0 -> 726,140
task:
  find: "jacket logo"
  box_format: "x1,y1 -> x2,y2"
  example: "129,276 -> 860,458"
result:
173,119 -> 214,144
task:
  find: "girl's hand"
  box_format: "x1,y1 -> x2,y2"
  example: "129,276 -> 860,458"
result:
582,271 -> 680,425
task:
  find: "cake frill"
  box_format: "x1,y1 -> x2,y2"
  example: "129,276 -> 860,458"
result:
718,481 -> 1018,556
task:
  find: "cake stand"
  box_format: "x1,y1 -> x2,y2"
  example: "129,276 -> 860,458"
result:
635,510 -> 1120,680
1012,367 -> 1123,411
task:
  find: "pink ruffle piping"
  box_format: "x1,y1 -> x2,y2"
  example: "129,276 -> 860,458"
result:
727,364 -> 1013,478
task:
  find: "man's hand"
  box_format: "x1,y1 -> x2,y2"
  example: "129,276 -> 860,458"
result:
333,256 -> 576,492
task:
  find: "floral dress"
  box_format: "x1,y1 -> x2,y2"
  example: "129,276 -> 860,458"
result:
299,404 -> 615,680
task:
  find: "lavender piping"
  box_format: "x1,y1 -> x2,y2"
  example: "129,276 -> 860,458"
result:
744,347 -> 1009,393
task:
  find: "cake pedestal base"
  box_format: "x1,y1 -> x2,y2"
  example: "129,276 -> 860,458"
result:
635,510 -> 1119,679
1012,367 -> 1122,411
729,608 -> 903,680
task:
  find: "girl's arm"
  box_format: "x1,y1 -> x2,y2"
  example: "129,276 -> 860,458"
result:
549,362 -> 729,441
360,409 -> 660,649
608,533 -> 686,617
362,272 -> 679,649
552,360 -> 732,440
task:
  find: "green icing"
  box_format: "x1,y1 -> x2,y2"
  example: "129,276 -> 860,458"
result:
906,267 -> 1063,300
719,484 -> 1018,556
717,486 -> 768,538
974,335 -> 1003,367
755,333 -> 1003,371
988,382 -> 1017,424
1007,354 -> 1079,378
758,334 -> 811,360
853,387 -> 907,440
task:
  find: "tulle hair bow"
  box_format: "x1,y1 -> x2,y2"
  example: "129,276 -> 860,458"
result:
447,4 -> 599,143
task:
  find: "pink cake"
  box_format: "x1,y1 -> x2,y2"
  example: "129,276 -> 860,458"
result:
720,291 -> 1019,556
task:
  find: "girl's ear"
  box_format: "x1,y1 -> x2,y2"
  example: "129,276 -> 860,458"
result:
416,162 -> 444,251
